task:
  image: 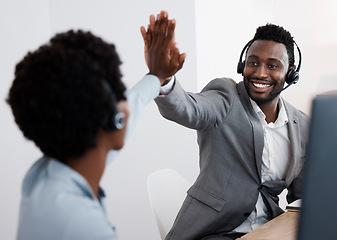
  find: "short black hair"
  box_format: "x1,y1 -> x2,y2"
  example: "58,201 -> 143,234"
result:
7,30 -> 126,161
251,23 -> 295,66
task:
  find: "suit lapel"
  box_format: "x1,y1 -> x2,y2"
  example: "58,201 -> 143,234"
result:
237,82 -> 264,180
284,101 -> 302,183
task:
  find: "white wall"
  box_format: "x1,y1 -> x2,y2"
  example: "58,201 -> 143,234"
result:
0,0 -> 52,239
1,0 -> 337,240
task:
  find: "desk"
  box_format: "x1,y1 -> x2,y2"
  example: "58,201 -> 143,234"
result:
239,211 -> 299,240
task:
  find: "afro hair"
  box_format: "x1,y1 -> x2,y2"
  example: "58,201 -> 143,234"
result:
7,30 -> 126,162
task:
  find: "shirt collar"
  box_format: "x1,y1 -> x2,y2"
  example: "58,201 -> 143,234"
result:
250,97 -> 289,127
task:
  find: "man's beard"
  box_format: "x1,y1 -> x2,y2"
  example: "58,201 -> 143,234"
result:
244,79 -> 282,103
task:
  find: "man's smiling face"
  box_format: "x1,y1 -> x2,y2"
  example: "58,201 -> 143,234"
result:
243,40 -> 290,103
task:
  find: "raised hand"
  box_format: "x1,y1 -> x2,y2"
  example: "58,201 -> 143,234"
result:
141,11 -> 186,85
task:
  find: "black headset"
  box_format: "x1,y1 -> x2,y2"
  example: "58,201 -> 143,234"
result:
237,39 -> 302,85
100,79 -> 125,132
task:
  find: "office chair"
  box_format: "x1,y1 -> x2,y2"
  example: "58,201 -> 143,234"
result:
147,169 -> 191,240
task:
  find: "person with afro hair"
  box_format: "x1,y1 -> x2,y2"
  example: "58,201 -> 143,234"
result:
144,14 -> 310,240
8,11 -> 185,240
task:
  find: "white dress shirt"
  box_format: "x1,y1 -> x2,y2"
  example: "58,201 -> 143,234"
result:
232,98 -> 290,233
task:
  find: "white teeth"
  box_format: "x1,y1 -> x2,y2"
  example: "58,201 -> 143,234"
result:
252,83 -> 271,88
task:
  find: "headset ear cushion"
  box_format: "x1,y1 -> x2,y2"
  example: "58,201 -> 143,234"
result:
113,111 -> 125,130
237,61 -> 245,75
286,69 -> 299,84
102,110 -> 125,132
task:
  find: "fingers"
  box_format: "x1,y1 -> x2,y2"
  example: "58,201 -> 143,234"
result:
141,14 -> 156,45
169,19 -> 176,45
149,14 -> 155,31
144,11 -> 173,49
140,26 -> 146,41
152,12 -> 169,48
165,19 -> 176,48
147,27 -> 152,48
141,27 -> 153,50
142,14 -> 155,35
170,46 -> 179,67
156,10 -> 167,21
170,45 -> 186,73
178,53 -> 186,71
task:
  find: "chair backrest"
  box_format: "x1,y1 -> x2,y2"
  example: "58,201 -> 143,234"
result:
147,169 -> 191,240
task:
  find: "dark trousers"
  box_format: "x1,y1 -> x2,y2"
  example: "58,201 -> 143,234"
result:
201,233 -> 246,240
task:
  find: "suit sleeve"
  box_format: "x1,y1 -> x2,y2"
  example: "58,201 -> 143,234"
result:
154,78 -> 236,131
286,165 -> 305,203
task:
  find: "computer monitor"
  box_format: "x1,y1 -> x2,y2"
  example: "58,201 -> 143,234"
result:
297,93 -> 337,239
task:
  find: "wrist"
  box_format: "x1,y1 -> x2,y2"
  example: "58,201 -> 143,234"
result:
159,75 -> 175,95
147,72 -> 172,86
160,77 -> 172,86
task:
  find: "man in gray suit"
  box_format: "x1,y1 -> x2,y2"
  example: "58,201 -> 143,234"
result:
143,12 -> 309,240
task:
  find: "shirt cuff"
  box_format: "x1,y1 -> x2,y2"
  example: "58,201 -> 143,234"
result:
160,76 -> 176,95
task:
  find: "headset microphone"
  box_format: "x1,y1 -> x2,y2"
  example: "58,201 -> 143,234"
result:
269,80 -> 296,96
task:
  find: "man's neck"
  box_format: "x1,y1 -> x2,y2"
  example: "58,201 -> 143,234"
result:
257,97 -> 280,123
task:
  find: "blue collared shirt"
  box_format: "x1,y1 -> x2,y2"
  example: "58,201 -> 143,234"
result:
17,157 -> 117,240
16,75 -> 160,240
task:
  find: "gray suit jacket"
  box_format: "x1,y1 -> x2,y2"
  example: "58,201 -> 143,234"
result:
155,78 -> 310,240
